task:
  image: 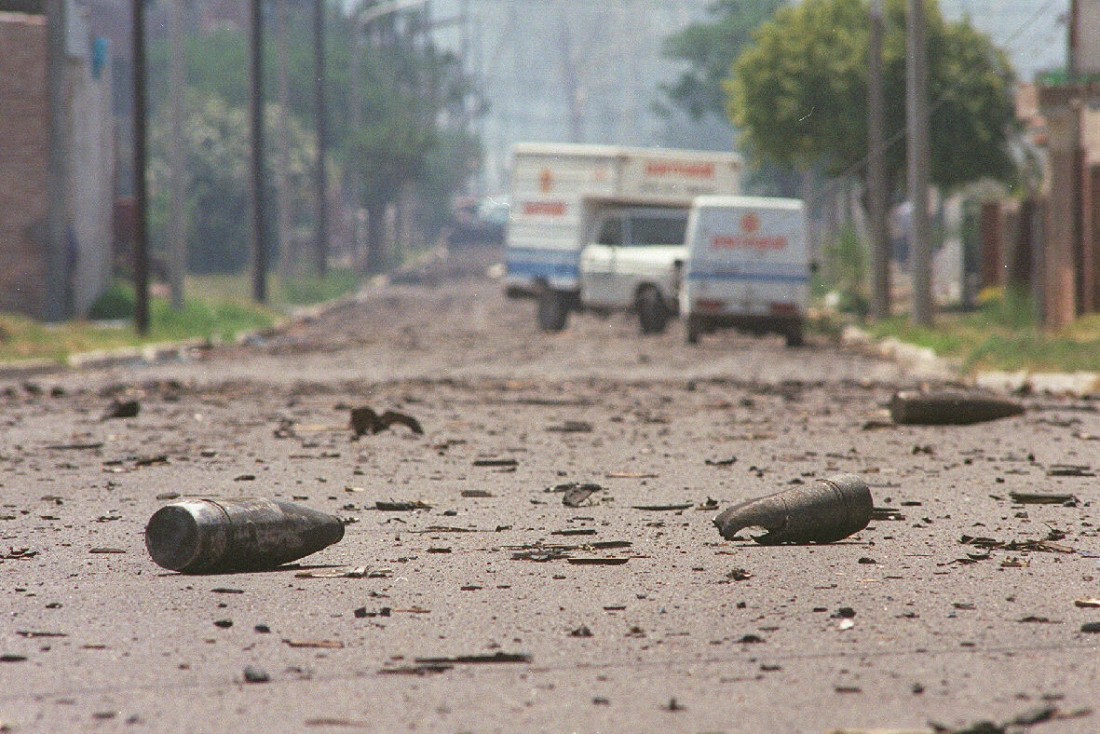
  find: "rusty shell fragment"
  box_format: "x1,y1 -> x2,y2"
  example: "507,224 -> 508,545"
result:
145,498 -> 345,573
887,390 -> 1024,425
713,474 -> 872,545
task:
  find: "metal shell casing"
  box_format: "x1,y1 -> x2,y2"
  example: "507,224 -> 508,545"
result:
145,498 -> 345,573
713,473 -> 872,545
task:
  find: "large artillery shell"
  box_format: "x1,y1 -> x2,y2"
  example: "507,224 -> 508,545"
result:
713,474 -> 872,544
888,390 -> 1023,425
145,498 -> 345,573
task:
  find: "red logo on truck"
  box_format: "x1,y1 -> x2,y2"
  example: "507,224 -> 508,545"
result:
711,213 -> 787,250
644,160 -> 715,179
523,201 -> 567,217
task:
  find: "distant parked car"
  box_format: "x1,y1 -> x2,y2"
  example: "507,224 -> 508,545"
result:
446,196 -> 508,249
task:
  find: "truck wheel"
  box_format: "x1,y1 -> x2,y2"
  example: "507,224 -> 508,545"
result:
537,289 -> 569,332
685,315 -> 700,344
784,325 -> 804,348
637,288 -> 668,335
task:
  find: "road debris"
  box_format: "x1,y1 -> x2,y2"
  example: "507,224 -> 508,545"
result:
102,399 -> 140,421
928,704 -> 1092,733
472,458 -> 518,467
283,638 -> 344,649
144,498 -> 345,573
1,548 -> 38,560
958,535 -> 1074,554
413,652 -> 531,665
558,483 -> 603,507
1046,464 -> 1095,477
713,473 -> 872,544
295,566 -> 391,579
887,390 -> 1024,425
632,502 -> 693,512
243,665 -> 270,683
349,406 -> 423,437
547,420 -> 593,433
378,663 -> 453,676
567,557 -> 629,565
1008,491 -> 1078,506
871,507 -> 906,521
44,441 -> 103,451
705,455 -> 738,467
374,500 -> 431,511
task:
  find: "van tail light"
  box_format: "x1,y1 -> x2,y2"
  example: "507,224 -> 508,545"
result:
769,302 -> 799,316
694,299 -> 724,313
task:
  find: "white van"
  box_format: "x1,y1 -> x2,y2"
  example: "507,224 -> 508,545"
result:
680,196 -> 811,347
578,203 -> 689,334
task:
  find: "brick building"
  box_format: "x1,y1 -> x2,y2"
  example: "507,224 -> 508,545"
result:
0,6 -> 114,320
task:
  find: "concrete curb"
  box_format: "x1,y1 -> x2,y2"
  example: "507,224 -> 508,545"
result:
0,270 -> 402,382
0,314 -> 303,382
839,324 -> 1100,397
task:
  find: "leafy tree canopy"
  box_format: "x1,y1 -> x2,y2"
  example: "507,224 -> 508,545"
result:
147,93 -> 317,273
727,0 -> 1017,192
661,0 -> 784,120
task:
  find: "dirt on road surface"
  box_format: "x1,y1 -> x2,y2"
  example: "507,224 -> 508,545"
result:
2,266 -> 1099,733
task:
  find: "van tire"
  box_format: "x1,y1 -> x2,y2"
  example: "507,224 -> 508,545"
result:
537,289 -> 569,332
685,315 -> 701,344
784,325 -> 804,348
637,287 -> 668,335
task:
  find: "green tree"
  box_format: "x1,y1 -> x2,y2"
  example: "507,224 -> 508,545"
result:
147,94 -> 317,273
341,5 -> 478,272
728,0 -> 1017,193
661,0 -> 784,120
344,118 -> 433,273
146,3 -> 483,277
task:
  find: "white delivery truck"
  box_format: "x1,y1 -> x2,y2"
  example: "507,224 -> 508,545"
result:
680,196 -> 811,347
503,143 -> 741,332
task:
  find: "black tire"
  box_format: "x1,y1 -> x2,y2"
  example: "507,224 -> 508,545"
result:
537,289 -> 569,332
637,287 -> 668,335
685,315 -> 701,344
784,325 -> 804,348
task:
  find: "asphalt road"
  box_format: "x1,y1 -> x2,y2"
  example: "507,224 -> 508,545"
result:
2,266 -> 1099,733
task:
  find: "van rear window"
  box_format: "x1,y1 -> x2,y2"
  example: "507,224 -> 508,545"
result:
628,215 -> 687,246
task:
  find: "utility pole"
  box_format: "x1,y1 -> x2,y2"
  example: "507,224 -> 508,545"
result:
168,0 -> 186,311
557,11 -> 583,143
313,0 -> 328,277
275,0 -> 294,283
868,0 -> 889,319
133,0 -> 150,332
906,0 -> 932,326
249,0 -> 267,302
45,0 -> 69,322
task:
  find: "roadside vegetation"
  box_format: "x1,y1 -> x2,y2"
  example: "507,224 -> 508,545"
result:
812,278 -> 1100,375
0,270 -> 362,366
862,289 -> 1100,374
